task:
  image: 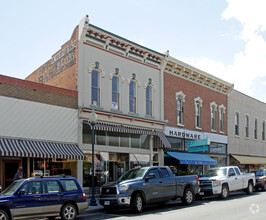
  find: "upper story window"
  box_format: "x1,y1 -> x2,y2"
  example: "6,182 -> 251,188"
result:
112,75 -> 119,110
245,115 -> 249,138
176,91 -> 185,126
194,97 -> 203,129
219,105 -> 225,133
262,121 -> 265,141
146,84 -> 152,115
129,79 -> 136,113
91,69 -> 100,106
235,112 -> 239,136
254,118 -> 258,139
210,102 -> 217,131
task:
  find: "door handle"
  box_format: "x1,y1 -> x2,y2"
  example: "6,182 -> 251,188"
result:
34,195 -> 40,198
57,193 -> 63,196
159,181 -> 163,183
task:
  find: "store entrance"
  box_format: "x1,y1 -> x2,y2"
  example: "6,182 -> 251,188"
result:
2,159 -> 21,189
109,161 -> 127,182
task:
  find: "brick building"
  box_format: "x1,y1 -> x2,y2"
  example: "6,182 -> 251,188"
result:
163,57 -> 233,175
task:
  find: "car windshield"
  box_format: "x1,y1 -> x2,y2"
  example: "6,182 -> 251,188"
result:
256,170 -> 266,176
2,180 -> 24,196
118,168 -> 148,182
203,168 -> 227,177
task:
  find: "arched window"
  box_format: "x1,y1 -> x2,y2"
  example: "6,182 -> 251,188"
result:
262,121 -> 265,141
177,97 -> 183,125
245,115 -> 249,138
254,118 -> 258,139
210,102 -> 217,131
235,112 -> 239,136
129,80 -> 136,113
146,85 -> 152,115
112,75 -> 119,110
194,97 -> 203,129
91,69 -> 100,106
219,105 -> 225,133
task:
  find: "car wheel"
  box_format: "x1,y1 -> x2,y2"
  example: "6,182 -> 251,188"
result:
60,203 -> 77,220
131,193 -> 144,213
220,185 -> 229,199
182,187 -> 194,205
246,181 -> 253,194
0,209 -> 9,220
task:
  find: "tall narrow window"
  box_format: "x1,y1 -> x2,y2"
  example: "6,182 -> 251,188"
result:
146,85 -> 152,115
195,102 -> 201,128
235,112 -> 239,136
219,107 -> 224,132
112,75 -> 119,110
177,97 -> 183,125
245,115 -> 249,138
254,118 -> 258,139
262,121 -> 265,141
91,70 -> 100,106
129,80 -> 136,113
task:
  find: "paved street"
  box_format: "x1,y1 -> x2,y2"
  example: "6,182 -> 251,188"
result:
78,191 -> 265,220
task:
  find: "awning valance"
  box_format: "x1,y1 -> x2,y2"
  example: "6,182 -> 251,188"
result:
0,138 -> 85,160
232,155 -> 266,164
166,151 -> 218,165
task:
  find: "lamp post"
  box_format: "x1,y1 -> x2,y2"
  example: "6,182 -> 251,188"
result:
89,109 -> 97,206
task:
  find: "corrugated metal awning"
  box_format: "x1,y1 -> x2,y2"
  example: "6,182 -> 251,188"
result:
154,131 -> 171,149
0,138 -> 85,160
232,155 -> 266,164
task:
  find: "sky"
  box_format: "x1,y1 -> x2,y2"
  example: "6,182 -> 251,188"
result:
1,0 -> 266,102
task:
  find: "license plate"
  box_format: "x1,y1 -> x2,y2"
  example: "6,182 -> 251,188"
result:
104,201 -> 110,205
199,192 -> 204,195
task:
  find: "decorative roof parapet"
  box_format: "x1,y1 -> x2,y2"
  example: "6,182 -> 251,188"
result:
78,15 -> 166,69
166,56 -> 234,95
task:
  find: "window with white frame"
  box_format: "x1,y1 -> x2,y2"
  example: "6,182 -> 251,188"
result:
262,121 -> 265,141
129,80 -> 136,113
219,105 -> 225,133
146,84 -> 152,115
254,118 -> 258,139
210,102 -> 217,131
235,112 -> 239,136
91,69 -> 100,106
112,75 -> 119,110
194,97 -> 203,129
176,91 -> 185,125
245,115 -> 249,138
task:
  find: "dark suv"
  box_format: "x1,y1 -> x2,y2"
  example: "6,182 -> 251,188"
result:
0,176 -> 88,220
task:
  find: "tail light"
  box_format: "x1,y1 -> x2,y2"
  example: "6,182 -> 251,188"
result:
83,193 -> 86,201
196,176 -> 200,182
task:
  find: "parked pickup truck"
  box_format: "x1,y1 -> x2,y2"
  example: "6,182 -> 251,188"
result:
99,166 -> 200,213
199,166 -> 255,199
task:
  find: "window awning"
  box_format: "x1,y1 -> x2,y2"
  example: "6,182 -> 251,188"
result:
154,131 -> 171,149
166,151 -> 218,165
0,138 -> 85,160
232,155 -> 266,164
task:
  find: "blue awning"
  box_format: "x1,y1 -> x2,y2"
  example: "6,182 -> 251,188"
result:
166,151 -> 218,165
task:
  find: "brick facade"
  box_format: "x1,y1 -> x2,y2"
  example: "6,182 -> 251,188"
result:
164,72 -> 228,135
26,26 -> 79,91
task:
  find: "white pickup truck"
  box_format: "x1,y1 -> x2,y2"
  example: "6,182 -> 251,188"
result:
199,166 -> 255,199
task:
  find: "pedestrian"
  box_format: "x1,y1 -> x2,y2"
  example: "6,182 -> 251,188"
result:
13,166 -> 23,181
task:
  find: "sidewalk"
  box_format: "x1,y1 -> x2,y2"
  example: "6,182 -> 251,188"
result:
84,198 -> 105,213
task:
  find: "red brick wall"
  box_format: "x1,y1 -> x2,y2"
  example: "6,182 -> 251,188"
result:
26,26 -> 79,91
164,72 -> 228,135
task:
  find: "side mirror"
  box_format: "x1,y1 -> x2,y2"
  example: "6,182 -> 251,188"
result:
18,189 -> 26,196
146,173 -> 156,180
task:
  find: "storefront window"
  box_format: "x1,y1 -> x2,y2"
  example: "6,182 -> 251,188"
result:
83,123 -> 92,144
108,132 -> 120,146
210,157 -> 226,168
210,143 -> 226,154
131,134 -> 140,148
141,135 -> 149,149
96,130 -> 106,145
120,133 -> 130,147
166,137 -> 184,151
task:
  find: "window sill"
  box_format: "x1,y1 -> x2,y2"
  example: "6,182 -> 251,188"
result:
219,131 -> 225,134
145,114 -> 155,119
177,123 -> 184,127
128,112 -> 139,117
111,108 -> 123,113
211,129 -> 216,133
245,137 -> 250,140
195,127 -> 202,130
90,105 -> 103,110
235,135 -> 240,138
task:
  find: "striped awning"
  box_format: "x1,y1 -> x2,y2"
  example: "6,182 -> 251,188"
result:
154,131 -> 171,149
0,138 -> 85,160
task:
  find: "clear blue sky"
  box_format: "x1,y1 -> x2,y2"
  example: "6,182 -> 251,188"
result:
1,0 -> 266,102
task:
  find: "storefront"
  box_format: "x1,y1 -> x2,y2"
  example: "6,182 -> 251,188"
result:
0,138 -> 84,189
82,121 -> 170,187
164,126 -> 228,176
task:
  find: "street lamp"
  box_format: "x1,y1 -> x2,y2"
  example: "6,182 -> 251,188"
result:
89,109 -> 97,206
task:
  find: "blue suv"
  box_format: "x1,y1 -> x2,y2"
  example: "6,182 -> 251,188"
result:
0,176 -> 88,220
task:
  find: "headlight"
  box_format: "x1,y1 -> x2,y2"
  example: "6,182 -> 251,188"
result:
212,180 -> 221,186
118,185 -> 130,193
